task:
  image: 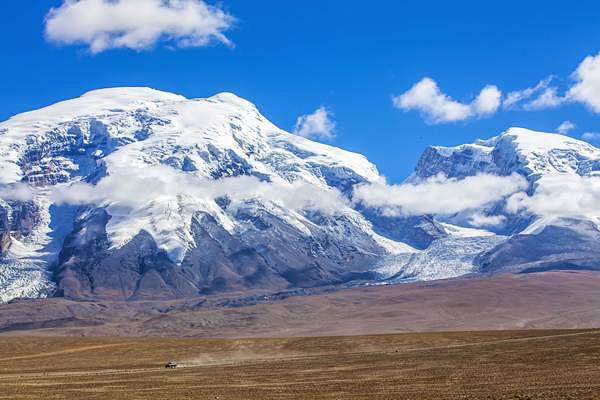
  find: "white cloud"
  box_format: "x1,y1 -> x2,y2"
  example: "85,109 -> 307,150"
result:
507,174 -> 600,219
45,166 -> 348,262
45,0 -> 235,53
0,183 -> 34,202
467,212 -> 506,228
392,78 -> 501,124
504,54 -> 600,113
503,77 -> 553,109
523,87 -> 565,110
48,166 -> 348,215
293,106 -> 336,140
395,52 -> 600,122
568,53 -> 600,113
353,173 -> 527,216
472,85 -> 503,115
557,120 -> 576,135
0,166 -> 348,218
582,132 -> 600,142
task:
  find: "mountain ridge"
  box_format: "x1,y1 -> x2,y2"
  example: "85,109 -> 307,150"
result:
0,87 -> 599,302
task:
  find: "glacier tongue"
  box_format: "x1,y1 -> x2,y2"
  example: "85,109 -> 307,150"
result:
374,223 -> 506,283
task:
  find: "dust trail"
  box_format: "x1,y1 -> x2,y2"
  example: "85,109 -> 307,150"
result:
180,330 -> 599,367
180,349 -> 304,368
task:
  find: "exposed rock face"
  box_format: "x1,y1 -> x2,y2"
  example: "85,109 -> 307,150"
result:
476,218 -> 600,274
0,201 -> 40,255
358,208 -> 447,250
0,205 -> 10,254
55,204 -> 386,301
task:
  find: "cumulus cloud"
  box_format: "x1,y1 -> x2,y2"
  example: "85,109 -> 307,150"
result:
557,120 -> 576,135
293,106 -> 336,140
395,52 -> 600,122
392,78 -> 501,124
45,0 -> 235,53
506,174 -> 600,219
472,85 -> 503,115
509,53 -> 600,113
567,53 -> 600,113
353,173 -> 527,217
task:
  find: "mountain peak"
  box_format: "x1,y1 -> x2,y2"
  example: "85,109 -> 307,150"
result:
81,87 -> 187,103
497,127 -> 595,152
208,92 -> 255,106
411,127 -> 600,183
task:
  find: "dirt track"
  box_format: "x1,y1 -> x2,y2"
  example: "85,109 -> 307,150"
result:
2,330 -> 600,399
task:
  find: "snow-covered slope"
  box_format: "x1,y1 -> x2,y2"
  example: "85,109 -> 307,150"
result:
410,127 -> 600,182
0,88 -> 407,301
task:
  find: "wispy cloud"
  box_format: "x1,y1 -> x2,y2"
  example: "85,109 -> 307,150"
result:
46,166 -> 347,215
0,183 -> 34,202
582,132 -> 600,142
489,53 -> 600,114
293,106 -> 336,141
557,120 -> 576,135
502,77 -> 554,109
523,87 -> 565,110
392,78 -> 501,124
45,0 -> 235,53
466,212 -> 506,228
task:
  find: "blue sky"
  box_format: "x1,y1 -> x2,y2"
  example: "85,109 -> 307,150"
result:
2,1 -> 600,182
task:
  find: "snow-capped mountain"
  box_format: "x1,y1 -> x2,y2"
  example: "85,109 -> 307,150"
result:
0,88 -> 411,301
410,127 -> 600,182
0,89 -> 599,303
406,127 -> 600,274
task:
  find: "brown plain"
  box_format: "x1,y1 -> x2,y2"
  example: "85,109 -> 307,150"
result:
1,330 -> 600,399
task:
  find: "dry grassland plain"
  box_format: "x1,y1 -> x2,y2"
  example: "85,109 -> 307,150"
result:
1,330 -> 600,399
